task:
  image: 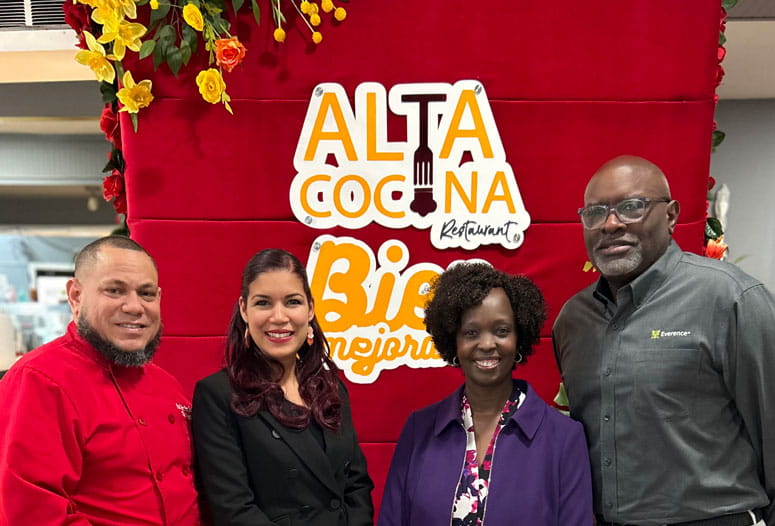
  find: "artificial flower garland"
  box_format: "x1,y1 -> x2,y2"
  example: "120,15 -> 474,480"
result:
68,0 -> 349,122
63,0 -> 350,216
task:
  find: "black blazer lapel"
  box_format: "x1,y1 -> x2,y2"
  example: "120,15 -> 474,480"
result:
257,411 -> 340,494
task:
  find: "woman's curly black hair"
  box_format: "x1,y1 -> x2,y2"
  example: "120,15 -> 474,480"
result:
424,262 -> 547,365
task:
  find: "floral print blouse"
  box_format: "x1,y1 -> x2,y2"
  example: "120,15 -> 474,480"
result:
451,387 -> 525,526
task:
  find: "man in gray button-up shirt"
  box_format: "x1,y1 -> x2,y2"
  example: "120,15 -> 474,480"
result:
553,155 -> 775,525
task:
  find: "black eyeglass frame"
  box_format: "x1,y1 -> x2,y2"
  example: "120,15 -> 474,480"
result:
578,197 -> 671,230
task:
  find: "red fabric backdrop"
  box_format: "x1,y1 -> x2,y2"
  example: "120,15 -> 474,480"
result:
120,1 -> 721,513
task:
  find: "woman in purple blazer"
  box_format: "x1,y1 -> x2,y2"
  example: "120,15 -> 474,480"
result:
378,262 -> 592,526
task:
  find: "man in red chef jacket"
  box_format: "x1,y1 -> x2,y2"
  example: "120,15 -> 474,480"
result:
0,236 -> 200,525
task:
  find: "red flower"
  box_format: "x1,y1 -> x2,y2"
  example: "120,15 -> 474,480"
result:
705,237 -> 728,260
112,193 -> 127,215
99,104 -> 121,148
708,176 -> 716,191
103,170 -> 124,201
62,1 -> 92,50
716,65 -> 725,86
717,46 -> 726,62
214,37 -> 247,73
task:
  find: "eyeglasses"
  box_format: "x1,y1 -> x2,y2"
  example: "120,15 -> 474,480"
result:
578,197 -> 671,230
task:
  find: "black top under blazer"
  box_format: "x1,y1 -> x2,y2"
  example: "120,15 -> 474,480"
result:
192,370 -> 374,526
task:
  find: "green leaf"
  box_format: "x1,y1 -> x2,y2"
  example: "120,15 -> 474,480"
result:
167,46 -> 183,76
157,24 -> 176,48
182,24 -> 199,54
100,81 -> 118,103
705,217 -> 724,240
719,32 -> 727,46
553,382 -> 569,407
149,1 -> 171,25
130,112 -> 139,133
232,0 -> 245,12
139,39 -> 156,60
102,157 -> 116,173
114,61 -> 125,79
721,0 -> 738,10
203,3 -> 222,15
250,0 -> 260,25
152,38 -> 165,69
712,129 -> 726,150
180,39 -> 192,65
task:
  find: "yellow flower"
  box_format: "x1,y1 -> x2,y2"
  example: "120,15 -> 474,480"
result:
90,0 -> 121,28
98,18 -> 147,60
196,68 -> 226,104
334,6 -> 346,21
273,27 -> 286,43
310,13 -> 321,26
312,31 -> 323,44
91,0 -> 136,24
117,71 -> 153,113
310,2 -> 318,14
150,0 -> 159,8
74,31 -> 116,83
321,0 -> 334,13
183,3 -> 204,31
300,1 -> 311,14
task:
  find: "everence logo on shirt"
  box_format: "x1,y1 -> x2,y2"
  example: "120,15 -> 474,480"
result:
650,329 -> 692,339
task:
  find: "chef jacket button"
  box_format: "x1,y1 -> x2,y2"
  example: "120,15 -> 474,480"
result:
168,414 -> 176,424
329,498 -> 341,510
137,417 -> 147,426
271,429 -> 281,439
300,505 -> 312,513
603,458 -> 612,467
603,414 -> 610,422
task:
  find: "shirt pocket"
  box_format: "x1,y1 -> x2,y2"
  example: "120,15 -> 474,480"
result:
633,348 -> 702,420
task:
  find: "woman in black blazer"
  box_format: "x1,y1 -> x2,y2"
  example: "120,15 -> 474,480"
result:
192,249 -> 374,526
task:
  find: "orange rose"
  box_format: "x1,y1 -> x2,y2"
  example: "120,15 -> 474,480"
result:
214,37 -> 247,73
705,236 -> 728,260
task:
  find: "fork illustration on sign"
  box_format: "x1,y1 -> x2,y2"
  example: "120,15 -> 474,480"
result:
401,93 -> 447,217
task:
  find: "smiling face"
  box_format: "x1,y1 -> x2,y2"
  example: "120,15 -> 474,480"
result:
239,269 -> 314,368
67,245 -> 162,355
456,287 -> 517,391
583,156 -> 679,294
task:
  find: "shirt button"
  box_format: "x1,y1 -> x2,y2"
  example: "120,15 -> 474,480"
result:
168,414 -> 176,424
329,498 -> 341,510
604,458 -> 612,467
603,414 -> 610,422
137,417 -> 147,426
155,471 -> 164,482
603,367 -> 612,376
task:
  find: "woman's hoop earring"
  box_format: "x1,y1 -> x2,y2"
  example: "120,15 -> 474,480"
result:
451,356 -> 460,367
514,352 -> 524,365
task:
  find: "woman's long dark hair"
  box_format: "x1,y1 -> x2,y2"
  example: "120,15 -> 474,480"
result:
225,249 -> 342,431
